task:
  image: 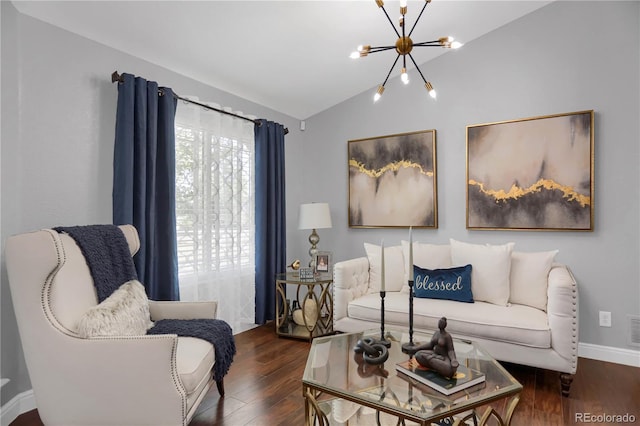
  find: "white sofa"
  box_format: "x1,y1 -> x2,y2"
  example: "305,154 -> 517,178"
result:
333,239 -> 579,396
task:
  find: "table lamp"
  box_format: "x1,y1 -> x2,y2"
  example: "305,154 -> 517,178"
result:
298,203 -> 332,268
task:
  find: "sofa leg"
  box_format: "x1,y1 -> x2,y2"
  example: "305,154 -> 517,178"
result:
216,378 -> 225,397
560,373 -> 573,397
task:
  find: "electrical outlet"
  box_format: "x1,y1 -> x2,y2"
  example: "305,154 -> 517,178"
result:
628,315 -> 640,347
599,311 -> 612,327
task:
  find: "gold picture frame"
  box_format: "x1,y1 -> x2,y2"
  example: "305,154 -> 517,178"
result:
466,110 -> 594,231
348,129 -> 438,228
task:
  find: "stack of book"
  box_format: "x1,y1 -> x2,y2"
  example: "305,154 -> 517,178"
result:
395,358 -> 486,396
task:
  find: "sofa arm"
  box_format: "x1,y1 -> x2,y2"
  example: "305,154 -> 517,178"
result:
149,300 -> 218,320
333,257 -> 370,322
547,264 -> 579,374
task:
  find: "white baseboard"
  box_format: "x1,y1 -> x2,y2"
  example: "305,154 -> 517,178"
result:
1,389 -> 35,426
579,342 -> 640,367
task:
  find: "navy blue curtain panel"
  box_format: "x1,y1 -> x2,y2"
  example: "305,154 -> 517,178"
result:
113,73 -> 179,301
255,119 -> 286,324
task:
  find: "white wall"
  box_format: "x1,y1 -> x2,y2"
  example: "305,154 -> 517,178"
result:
288,1 -> 640,352
0,2 -> 301,406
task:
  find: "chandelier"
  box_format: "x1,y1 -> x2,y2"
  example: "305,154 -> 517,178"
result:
351,0 -> 463,102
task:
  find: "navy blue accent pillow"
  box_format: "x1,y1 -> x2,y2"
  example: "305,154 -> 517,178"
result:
413,264 -> 474,303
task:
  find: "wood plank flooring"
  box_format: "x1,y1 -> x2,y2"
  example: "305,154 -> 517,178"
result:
11,324 -> 640,425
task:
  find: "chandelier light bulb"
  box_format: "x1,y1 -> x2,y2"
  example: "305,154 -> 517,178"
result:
400,0 -> 408,8
401,68 -> 409,85
425,81 -> 437,99
439,36 -> 454,47
353,45 -> 371,58
374,85 -> 385,102
451,41 -> 463,49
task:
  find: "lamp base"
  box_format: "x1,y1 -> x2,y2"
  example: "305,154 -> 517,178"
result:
308,228 -> 319,268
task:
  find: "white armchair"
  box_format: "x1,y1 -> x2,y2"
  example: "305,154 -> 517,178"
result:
5,225 -> 220,426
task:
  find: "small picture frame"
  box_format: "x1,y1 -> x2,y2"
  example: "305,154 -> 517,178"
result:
314,251 -> 331,273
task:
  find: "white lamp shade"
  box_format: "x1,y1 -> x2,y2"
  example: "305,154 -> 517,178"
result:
298,203 -> 332,230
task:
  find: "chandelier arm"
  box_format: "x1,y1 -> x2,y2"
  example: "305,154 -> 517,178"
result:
379,4 -> 401,39
412,41 -> 444,47
369,46 -> 398,53
408,53 -> 429,85
401,5 -> 406,39
408,1 -> 430,37
381,54 -> 402,87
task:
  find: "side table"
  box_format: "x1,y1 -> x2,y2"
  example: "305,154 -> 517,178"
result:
275,272 -> 333,341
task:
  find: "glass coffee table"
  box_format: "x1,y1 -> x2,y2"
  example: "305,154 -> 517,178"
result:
302,329 -> 522,425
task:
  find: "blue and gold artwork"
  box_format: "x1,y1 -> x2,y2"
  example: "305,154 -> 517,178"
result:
466,110 -> 594,231
348,129 -> 437,228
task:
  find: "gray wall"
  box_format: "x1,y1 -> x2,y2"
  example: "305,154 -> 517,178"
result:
1,0 -> 30,407
288,0 -> 640,351
2,0 -> 639,410
0,1 -> 301,405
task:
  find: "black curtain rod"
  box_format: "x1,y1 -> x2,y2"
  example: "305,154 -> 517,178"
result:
111,71 -> 288,135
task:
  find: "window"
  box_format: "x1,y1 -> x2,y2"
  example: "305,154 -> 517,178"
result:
175,100 -> 256,332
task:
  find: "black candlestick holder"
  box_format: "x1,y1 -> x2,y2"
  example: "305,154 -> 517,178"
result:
378,291 -> 391,348
402,279 -> 421,355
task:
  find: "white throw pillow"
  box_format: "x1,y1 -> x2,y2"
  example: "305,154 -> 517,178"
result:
400,241 -> 452,293
510,250 -> 558,311
364,243 -> 405,293
76,280 -> 153,337
450,239 -> 515,306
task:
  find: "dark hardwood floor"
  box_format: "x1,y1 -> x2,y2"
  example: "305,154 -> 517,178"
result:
11,324 -> 640,425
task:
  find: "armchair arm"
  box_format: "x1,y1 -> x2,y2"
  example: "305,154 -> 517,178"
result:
333,257 -> 370,322
149,300 -> 218,320
34,334 -> 188,426
547,264 -> 579,374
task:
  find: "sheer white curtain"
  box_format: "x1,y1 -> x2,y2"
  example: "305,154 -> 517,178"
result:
174,98 -> 256,333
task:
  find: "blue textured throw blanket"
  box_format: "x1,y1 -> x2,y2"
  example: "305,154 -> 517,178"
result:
54,225 -> 138,303
54,225 -> 236,383
148,319 -> 236,382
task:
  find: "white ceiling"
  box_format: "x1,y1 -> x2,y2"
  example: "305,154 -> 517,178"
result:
13,0 -> 552,120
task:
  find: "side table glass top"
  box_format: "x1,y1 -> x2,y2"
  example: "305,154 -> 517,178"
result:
303,328 -> 522,424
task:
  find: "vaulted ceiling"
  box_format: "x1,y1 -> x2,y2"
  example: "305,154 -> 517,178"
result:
13,1 -> 552,119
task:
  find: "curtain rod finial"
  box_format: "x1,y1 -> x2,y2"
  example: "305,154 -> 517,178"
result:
111,71 -> 122,83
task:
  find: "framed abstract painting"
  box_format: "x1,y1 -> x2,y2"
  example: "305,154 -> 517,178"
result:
348,129 -> 437,228
466,110 -> 594,231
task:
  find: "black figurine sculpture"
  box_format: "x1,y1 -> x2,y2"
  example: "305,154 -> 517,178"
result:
414,317 -> 459,378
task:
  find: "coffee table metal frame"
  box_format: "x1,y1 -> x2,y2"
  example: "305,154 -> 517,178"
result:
302,329 -> 522,426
